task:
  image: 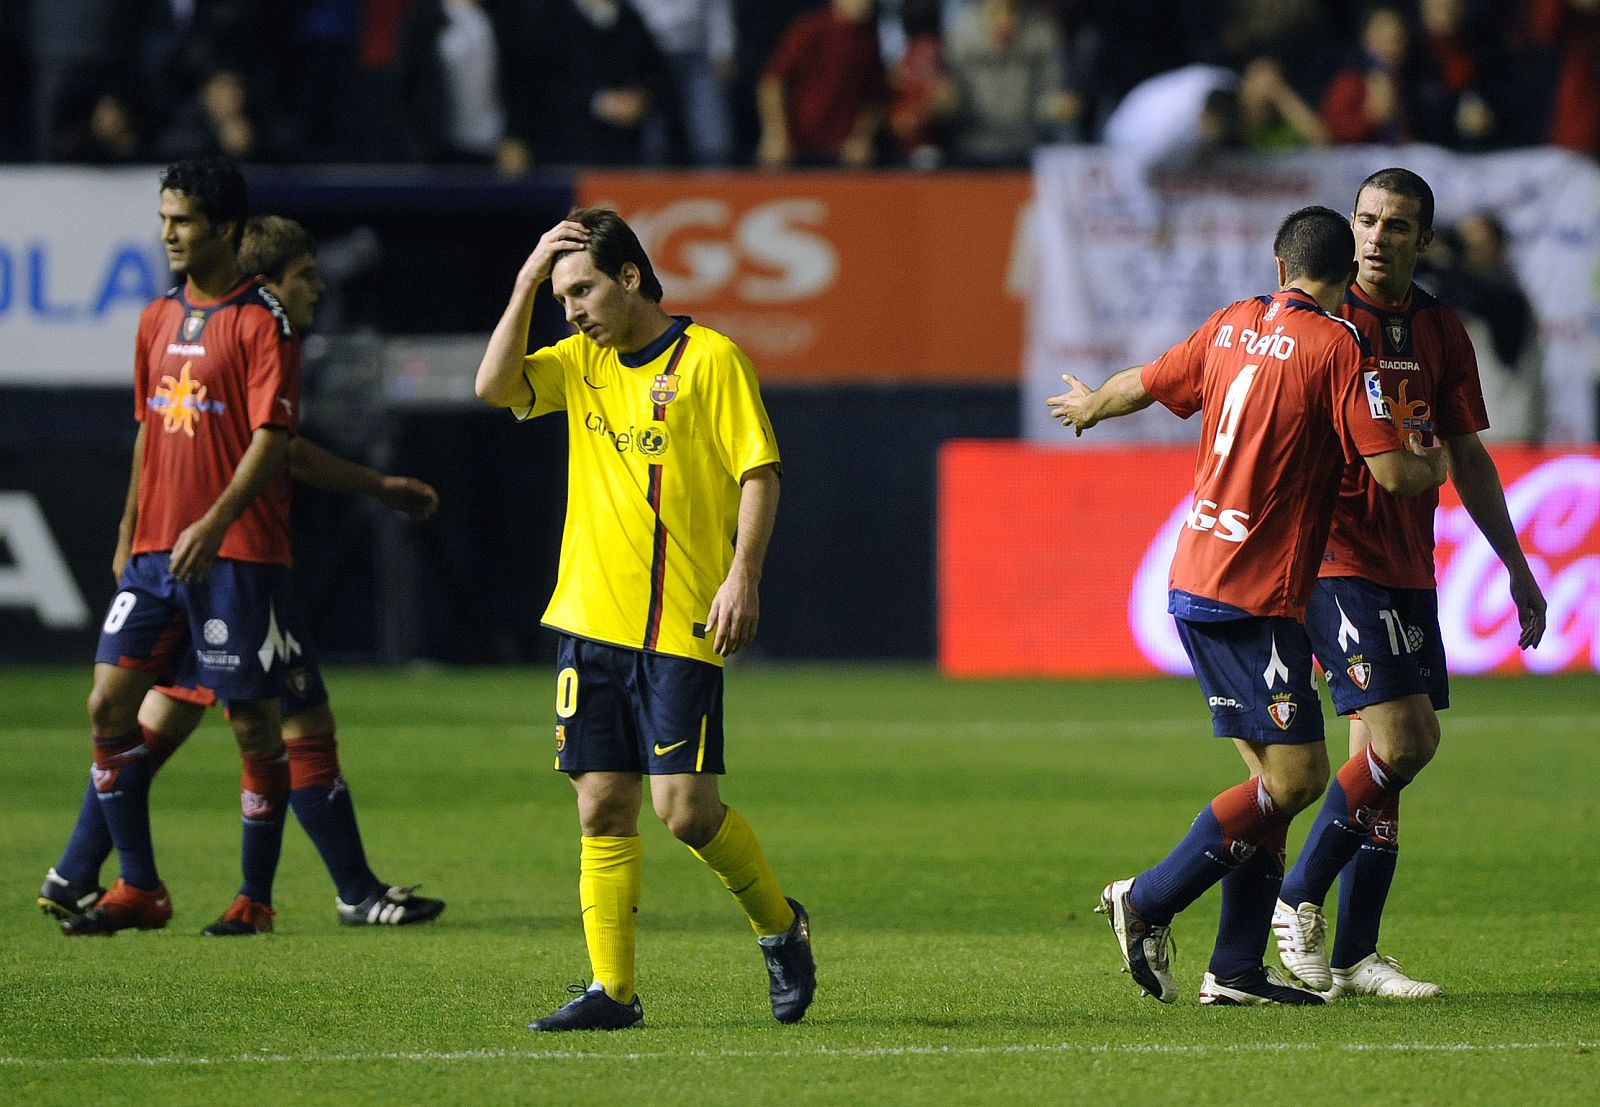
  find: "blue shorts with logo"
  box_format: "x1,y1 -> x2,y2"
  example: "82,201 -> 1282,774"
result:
1305,576 -> 1448,716
1174,614 -> 1327,745
161,610 -> 329,717
552,633 -> 726,775
94,552 -> 294,704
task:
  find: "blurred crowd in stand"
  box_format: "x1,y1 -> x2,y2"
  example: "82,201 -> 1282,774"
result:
0,0 -> 1596,171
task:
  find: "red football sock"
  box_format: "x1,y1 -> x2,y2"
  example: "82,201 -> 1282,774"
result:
1210,776 -> 1292,860
1335,747 -> 1408,828
287,731 -> 341,791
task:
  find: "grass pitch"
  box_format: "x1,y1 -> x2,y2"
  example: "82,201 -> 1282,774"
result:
2,665 -> 1596,1105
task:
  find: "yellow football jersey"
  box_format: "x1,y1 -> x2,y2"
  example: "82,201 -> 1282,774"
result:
516,317 -> 781,666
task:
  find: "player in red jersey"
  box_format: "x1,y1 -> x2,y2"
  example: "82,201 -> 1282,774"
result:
1274,168 -> 1547,998
42,216 -> 445,935
1048,206 -> 1447,1005
62,156 -> 300,936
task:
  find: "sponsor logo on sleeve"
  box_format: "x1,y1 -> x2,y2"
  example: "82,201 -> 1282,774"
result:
1363,371 -> 1389,420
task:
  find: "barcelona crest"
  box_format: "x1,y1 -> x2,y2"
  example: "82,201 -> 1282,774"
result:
650,372 -> 679,405
1267,695 -> 1298,731
1346,661 -> 1372,691
1384,316 -> 1408,353
555,724 -> 566,753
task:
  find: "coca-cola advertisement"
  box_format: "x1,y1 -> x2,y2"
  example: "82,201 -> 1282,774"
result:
938,441 -> 1600,677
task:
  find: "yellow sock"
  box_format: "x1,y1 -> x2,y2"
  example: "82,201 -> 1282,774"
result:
579,835 -> 642,1001
689,807 -> 796,938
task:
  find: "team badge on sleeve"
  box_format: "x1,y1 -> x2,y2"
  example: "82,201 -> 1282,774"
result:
650,372 -> 680,405
1267,694 -> 1298,731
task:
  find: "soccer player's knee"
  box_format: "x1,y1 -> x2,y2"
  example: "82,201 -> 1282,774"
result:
229,714 -> 284,758
576,785 -> 641,837
86,682 -> 137,733
1368,704 -> 1440,777
1263,763 -> 1328,814
1386,730 -> 1438,778
653,796 -> 719,848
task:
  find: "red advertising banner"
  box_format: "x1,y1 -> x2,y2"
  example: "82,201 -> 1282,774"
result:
939,441 -> 1600,677
575,171 -> 1030,382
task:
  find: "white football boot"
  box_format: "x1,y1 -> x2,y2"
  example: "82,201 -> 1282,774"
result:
1272,899 -> 1332,991
1329,953 -> 1443,998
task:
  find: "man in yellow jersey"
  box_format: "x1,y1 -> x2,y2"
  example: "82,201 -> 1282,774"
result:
475,207 -> 814,1031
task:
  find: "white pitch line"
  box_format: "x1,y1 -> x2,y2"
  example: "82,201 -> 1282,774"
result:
0,1039 -> 1593,1070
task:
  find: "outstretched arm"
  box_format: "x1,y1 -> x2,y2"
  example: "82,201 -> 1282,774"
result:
704,464 -> 779,657
1443,432 -> 1546,649
1045,367 -> 1155,436
288,437 -> 439,520
475,219 -> 589,408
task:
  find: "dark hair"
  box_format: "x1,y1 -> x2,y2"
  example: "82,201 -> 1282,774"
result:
1355,166 -> 1435,232
239,215 -> 316,282
159,156 -> 249,248
1274,205 -> 1357,283
566,206 -> 663,302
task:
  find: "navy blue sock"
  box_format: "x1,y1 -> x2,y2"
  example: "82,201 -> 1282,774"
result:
1132,777 -> 1287,926
1333,839 -> 1399,968
1130,807 -> 1234,925
1208,828 -> 1287,980
291,783 -> 383,905
93,731 -> 159,890
238,750 -> 290,904
1279,780 -> 1362,907
1281,749 -> 1406,908
56,774 -> 113,888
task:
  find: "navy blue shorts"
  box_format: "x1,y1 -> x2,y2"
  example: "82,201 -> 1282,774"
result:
552,633 -> 726,775
161,609 -> 329,717
1174,615 -> 1326,744
1305,577 -> 1448,715
95,552 -> 294,704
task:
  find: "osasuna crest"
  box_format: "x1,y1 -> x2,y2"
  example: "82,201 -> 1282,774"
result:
650,372 -> 679,405
1385,316 -> 1408,353
182,310 -> 208,342
1346,661 -> 1372,691
1267,695 -> 1298,731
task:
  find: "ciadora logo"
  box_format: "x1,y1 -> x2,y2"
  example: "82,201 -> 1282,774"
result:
1130,455 -> 1600,676
625,198 -> 838,304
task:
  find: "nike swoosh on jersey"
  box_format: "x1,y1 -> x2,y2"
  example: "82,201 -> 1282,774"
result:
582,373 -> 607,389
652,740 -> 688,755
